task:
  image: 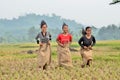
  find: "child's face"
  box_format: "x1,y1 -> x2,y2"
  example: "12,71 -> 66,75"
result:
86,28 -> 92,35
41,25 -> 47,32
63,26 -> 68,33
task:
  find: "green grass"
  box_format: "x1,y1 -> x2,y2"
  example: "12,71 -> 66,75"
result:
0,40 -> 120,80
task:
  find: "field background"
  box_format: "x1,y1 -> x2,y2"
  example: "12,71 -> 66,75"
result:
0,40 -> 120,80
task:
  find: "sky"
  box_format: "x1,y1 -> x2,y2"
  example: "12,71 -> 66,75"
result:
0,0 -> 120,28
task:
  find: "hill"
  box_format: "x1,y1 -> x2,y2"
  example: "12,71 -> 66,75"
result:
0,13 -> 120,43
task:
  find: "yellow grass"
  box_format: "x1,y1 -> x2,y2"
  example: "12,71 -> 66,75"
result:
0,40 -> 120,80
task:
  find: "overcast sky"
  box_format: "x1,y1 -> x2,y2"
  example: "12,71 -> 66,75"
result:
0,0 -> 120,28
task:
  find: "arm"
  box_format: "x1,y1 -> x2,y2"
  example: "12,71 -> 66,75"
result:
78,37 -> 84,48
35,33 -> 39,40
56,34 -> 64,47
56,39 -> 64,47
47,32 -> 52,41
35,33 -> 43,46
49,33 -> 52,41
35,33 -> 40,44
47,32 -> 52,45
91,36 -> 96,47
69,34 -> 72,45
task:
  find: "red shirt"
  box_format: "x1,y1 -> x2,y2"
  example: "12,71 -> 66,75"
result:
57,33 -> 72,44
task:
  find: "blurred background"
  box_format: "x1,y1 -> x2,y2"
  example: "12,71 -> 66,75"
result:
0,0 -> 120,43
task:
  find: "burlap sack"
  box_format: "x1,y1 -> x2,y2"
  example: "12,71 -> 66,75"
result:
80,48 -> 92,65
57,44 -> 73,68
38,43 -> 51,68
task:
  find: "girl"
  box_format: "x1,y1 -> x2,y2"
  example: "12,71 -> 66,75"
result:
78,26 -> 96,68
56,23 -> 73,68
35,20 -> 51,70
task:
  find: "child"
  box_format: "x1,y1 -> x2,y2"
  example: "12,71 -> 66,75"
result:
56,23 -> 73,68
78,26 -> 96,68
35,20 -> 51,70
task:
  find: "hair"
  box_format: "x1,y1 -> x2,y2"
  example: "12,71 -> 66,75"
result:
82,26 -> 91,35
82,28 -> 86,35
62,22 -> 68,29
40,20 -> 47,28
85,26 -> 91,31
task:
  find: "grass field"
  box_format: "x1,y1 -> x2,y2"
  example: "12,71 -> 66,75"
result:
0,40 -> 120,80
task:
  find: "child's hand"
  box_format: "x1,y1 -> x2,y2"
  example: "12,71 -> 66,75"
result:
84,46 -> 88,49
59,43 -> 64,47
88,46 -> 92,50
39,43 -> 43,46
48,41 -> 51,45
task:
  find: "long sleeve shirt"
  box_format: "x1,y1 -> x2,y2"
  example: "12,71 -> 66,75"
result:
78,35 -> 96,48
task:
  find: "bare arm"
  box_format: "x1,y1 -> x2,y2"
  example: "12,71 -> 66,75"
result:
56,38 -> 64,47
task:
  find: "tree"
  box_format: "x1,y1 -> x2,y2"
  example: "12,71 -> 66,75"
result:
97,24 -> 120,40
28,26 -> 38,42
0,36 -> 4,43
110,0 -> 120,5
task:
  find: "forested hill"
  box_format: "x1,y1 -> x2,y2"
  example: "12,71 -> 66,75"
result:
0,13 -> 120,43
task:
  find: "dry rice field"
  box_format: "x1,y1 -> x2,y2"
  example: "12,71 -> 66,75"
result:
0,40 -> 120,80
